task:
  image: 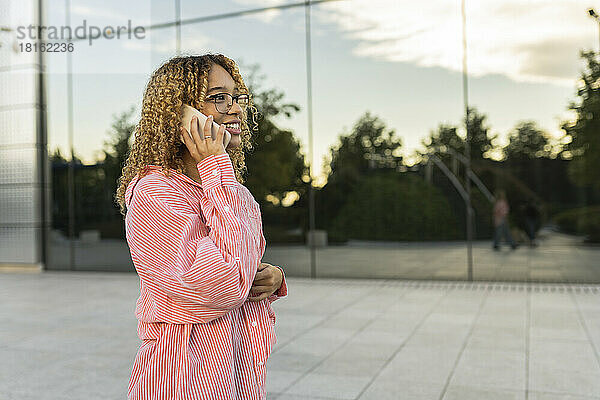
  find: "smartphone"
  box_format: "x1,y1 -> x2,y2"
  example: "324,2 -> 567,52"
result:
180,104 -> 231,148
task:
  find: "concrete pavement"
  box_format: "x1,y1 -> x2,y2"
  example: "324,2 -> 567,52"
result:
0,271 -> 599,399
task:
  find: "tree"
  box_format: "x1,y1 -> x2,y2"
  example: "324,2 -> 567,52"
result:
239,62 -> 308,208
562,51 -> 600,189
420,123 -> 464,168
316,112 -> 403,235
423,124 -> 463,154
329,173 -> 461,241
466,106 -> 495,162
324,111 -> 403,185
420,107 -> 496,164
101,106 -> 136,213
504,121 -> 551,160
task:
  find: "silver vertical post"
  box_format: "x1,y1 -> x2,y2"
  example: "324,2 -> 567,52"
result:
462,0 -> 473,281
304,0 -> 316,279
66,0 -> 75,270
175,0 -> 181,55
37,0 -> 48,267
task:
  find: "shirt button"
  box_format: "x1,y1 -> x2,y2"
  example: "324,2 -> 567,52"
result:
212,170 -> 219,176
223,205 -> 230,212
258,361 -> 263,366
251,321 -> 257,327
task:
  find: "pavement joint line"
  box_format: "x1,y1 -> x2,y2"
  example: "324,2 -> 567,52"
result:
274,284 -> 398,395
355,285 -> 456,399
569,287 -> 600,373
436,284 -> 492,400
276,277 -> 600,292
525,277 -> 531,400
11,271 -> 600,294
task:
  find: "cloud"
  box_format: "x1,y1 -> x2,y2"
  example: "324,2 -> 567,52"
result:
321,0 -> 596,86
514,37 -> 586,85
234,0 -> 597,86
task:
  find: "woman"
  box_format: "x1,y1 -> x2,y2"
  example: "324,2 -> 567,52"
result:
115,54 -> 287,399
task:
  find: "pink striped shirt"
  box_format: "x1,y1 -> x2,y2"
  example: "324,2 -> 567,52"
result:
124,152 -> 287,399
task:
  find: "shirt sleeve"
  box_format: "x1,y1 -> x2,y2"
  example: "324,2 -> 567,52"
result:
126,152 -> 259,322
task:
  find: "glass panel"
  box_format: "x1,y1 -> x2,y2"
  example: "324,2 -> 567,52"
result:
310,0 -> 467,280
45,2 -> 175,271
466,2 -> 599,283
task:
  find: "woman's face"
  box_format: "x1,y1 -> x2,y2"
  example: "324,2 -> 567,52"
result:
199,63 -> 245,150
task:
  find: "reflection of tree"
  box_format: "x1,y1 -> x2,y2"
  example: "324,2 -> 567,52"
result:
325,111 -> 403,181
49,108 -> 136,239
504,121 -> 551,160
48,58 -> 599,244
238,62 -> 310,242
317,112 -> 408,240
416,107 -> 589,239
49,148 -> 71,235
241,62 -> 308,207
101,106 -> 136,214
562,51 -> 600,189
329,173 -> 461,241
420,106 -> 497,167
466,106 -> 496,162
421,124 -> 464,166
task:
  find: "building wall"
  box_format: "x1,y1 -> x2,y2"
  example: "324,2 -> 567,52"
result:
0,0 -> 48,266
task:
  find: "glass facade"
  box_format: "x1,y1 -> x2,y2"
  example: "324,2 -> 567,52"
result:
1,0 -> 598,283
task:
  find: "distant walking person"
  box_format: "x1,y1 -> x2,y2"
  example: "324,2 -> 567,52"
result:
493,190 -> 518,250
523,199 -> 540,247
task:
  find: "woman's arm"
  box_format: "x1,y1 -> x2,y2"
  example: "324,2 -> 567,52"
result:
126,153 -> 259,323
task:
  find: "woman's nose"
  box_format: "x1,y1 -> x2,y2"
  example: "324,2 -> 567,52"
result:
229,100 -> 243,115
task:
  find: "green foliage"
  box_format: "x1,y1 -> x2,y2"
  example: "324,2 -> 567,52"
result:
328,172 -> 460,241
504,121 -> 551,160
325,111 -> 403,185
553,205 -> 600,243
102,106 -> 136,209
466,106 -> 496,161
420,106 -> 497,164
240,62 -> 309,209
318,112 -> 403,237
422,124 -> 463,156
562,51 -> 600,189
243,118 -> 307,207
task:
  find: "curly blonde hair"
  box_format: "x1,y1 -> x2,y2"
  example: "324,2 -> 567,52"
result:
115,54 -> 259,216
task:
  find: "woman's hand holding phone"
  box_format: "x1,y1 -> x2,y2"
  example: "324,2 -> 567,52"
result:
180,114 -> 228,164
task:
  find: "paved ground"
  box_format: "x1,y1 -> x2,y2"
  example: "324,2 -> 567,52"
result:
265,230 -> 600,283
46,230 -> 600,284
1,270 -> 599,399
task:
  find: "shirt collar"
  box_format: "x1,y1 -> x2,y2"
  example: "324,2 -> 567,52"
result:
145,164 -> 204,190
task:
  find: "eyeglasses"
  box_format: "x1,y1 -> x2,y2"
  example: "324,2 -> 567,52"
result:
205,92 -> 250,114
